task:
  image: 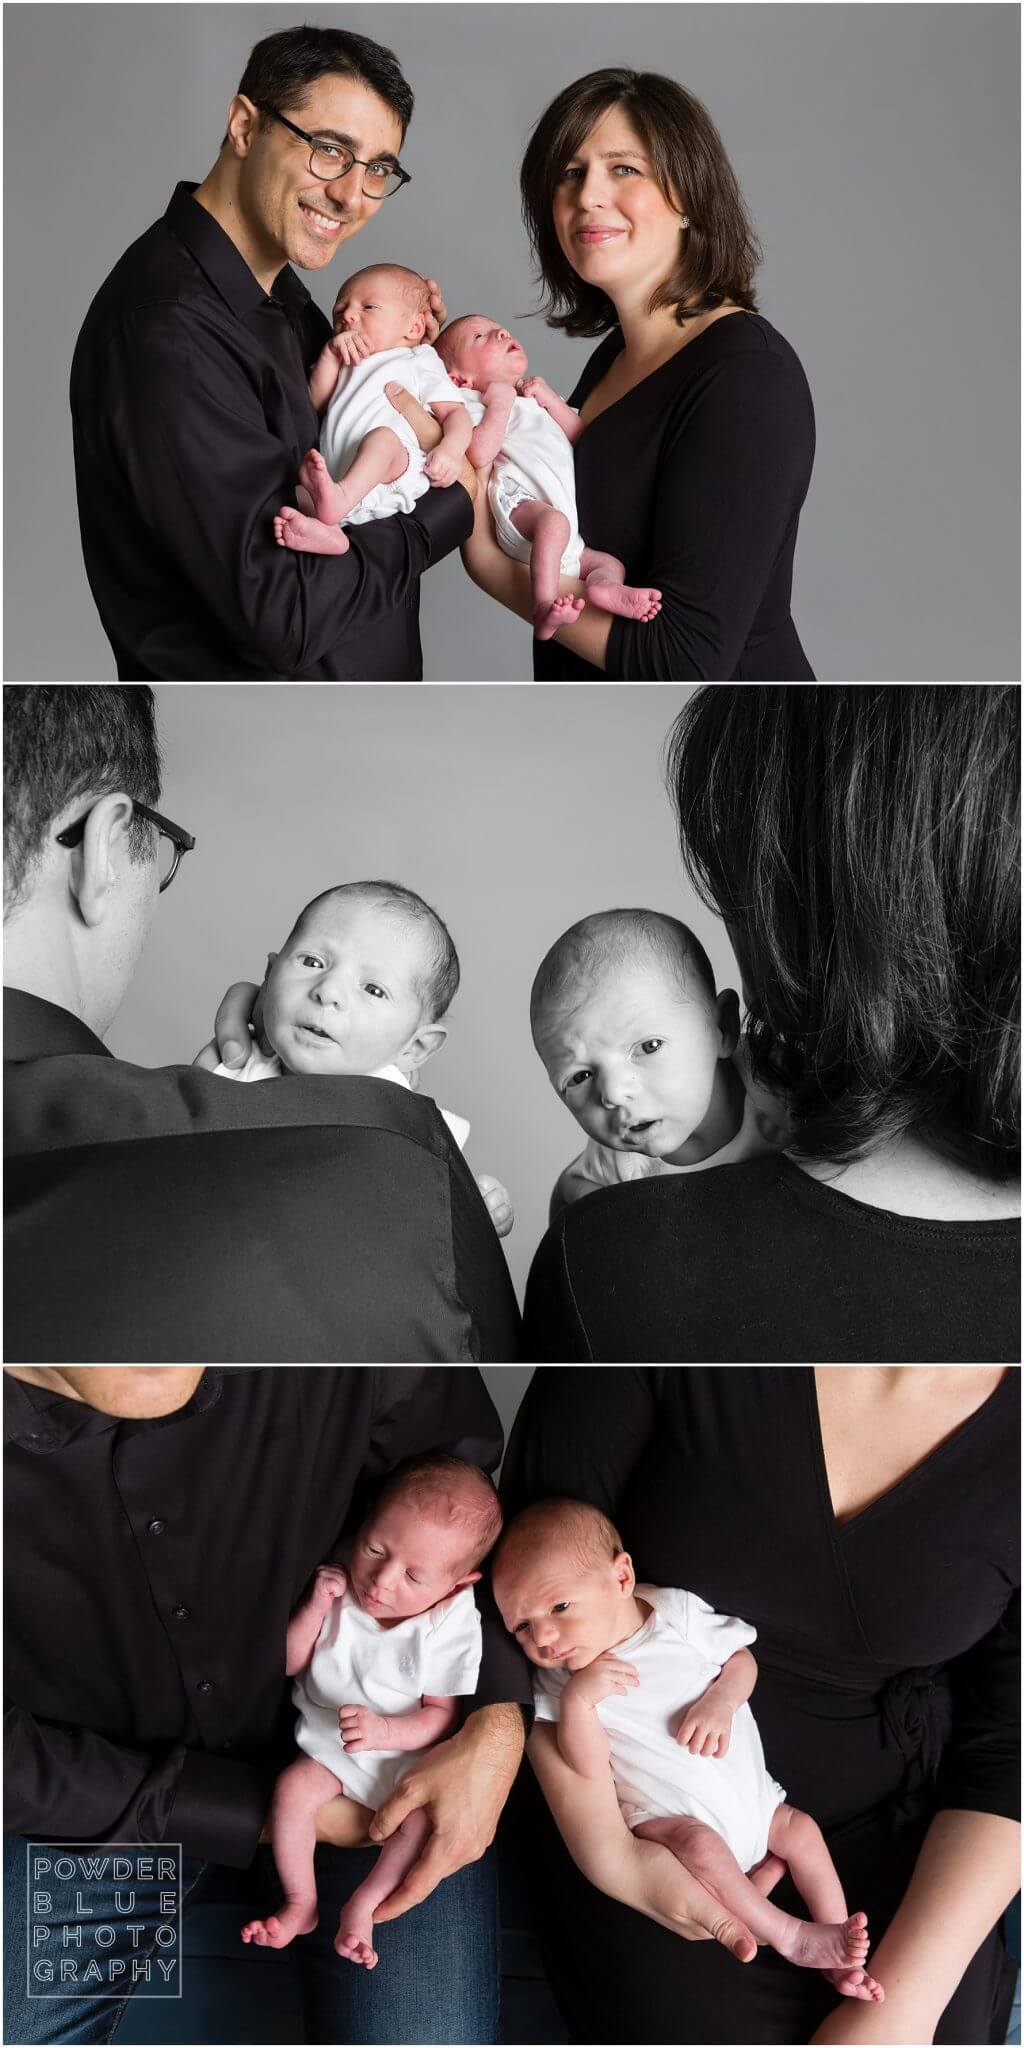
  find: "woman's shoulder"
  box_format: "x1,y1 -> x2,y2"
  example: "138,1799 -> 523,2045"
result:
673,312 -> 813,408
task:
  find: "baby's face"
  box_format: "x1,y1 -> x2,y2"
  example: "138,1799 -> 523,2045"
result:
262,898 -> 428,1077
495,1545 -> 632,1670
534,958 -> 730,1158
333,273 -> 422,354
444,316 -> 528,388
351,1496 -> 473,1622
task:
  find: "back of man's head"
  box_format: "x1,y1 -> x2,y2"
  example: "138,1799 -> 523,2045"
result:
3,688 -> 161,918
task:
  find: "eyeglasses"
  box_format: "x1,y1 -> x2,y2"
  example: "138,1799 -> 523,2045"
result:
56,800 -> 196,893
258,103 -> 410,199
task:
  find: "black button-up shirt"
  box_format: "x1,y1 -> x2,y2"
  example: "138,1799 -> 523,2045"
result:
70,183 -> 472,679
4,989 -> 521,1363
4,1367 -> 532,1866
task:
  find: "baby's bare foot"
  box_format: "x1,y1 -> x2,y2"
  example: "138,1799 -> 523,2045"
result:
824,1964 -> 884,2002
534,593 -> 585,641
335,1901 -> 378,1969
585,583 -> 663,622
274,506 -> 350,556
297,447 -> 349,524
241,1901 -> 317,1949
785,1910 -> 870,1971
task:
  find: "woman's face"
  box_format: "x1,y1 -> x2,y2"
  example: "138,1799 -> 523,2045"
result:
551,103 -> 685,307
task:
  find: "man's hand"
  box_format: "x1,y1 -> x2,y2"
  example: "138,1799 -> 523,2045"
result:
475,1173 -> 514,1237
213,980 -> 260,1068
367,1702 -> 524,1923
423,278 -> 447,344
339,1703 -> 391,1752
386,384 -> 478,503
677,1687 -> 735,1758
566,1653 -> 639,1709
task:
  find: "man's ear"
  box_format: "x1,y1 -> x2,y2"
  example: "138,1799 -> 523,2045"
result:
716,987 -> 741,1058
225,93 -> 261,160
402,1022 -> 448,1073
68,793 -> 137,928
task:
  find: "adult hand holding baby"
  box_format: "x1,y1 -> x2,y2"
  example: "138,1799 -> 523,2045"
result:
367,1701 -> 525,1923
385,383 -> 479,505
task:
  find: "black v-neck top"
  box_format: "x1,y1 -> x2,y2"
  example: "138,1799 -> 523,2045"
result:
502,1367 -> 1020,2044
534,312 -> 816,681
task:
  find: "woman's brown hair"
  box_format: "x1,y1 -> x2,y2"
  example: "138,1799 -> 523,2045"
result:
520,68 -> 762,338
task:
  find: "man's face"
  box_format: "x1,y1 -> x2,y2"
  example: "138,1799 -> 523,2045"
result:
240,75 -> 404,273
6,1368 -> 206,1417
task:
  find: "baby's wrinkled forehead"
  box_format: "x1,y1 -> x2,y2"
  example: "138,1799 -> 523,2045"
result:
534,951 -> 711,1054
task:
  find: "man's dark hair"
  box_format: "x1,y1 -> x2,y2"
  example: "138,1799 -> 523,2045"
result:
291,880 -> 460,1023
520,68 -> 761,338
3,687 -> 161,917
667,685 -> 1021,1180
234,25 -> 414,140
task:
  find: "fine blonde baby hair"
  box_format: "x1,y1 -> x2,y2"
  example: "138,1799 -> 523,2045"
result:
377,1453 -> 503,1571
492,1496 -> 624,1586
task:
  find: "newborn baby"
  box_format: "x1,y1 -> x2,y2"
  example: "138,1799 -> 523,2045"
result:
275,264 -> 473,558
434,316 -> 662,640
242,1454 -> 502,1968
530,908 -> 791,1218
493,1499 -> 883,2003
194,878 -> 512,1236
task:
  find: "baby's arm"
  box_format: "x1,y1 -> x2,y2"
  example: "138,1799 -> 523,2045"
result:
338,1693 -> 459,1753
423,402 -> 474,487
467,381 -> 517,468
677,1646 -> 757,1759
286,1565 -> 349,1676
517,375 -> 583,445
558,1653 -> 639,1779
307,332 -> 372,414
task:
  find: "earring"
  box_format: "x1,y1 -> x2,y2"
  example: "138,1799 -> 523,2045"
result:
680,216 -> 690,230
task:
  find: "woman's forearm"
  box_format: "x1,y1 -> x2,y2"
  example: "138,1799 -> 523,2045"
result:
866,1809 -> 1019,2028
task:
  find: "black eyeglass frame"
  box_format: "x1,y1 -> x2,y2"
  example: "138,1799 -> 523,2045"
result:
257,103 -> 411,197
56,800 -> 196,893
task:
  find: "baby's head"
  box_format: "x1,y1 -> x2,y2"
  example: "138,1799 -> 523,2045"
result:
352,1454 -> 503,1622
435,316 -> 528,390
492,1498 -> 635,1670
332,264 -> 432,354
260,879 -> 459,1080
530,909 -> 739,1158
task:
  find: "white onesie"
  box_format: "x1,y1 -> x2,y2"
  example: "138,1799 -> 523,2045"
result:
457,386 -> 584,577
532,1584 -> 786,1871
319,344 -> 466,524
212,1046 -> 470,1150
293,1582 -> 482,1807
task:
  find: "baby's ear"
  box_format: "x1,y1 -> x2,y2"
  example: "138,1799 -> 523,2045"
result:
407,311 -> 427,346
716,986 -> 741,1056
446,369 -> 468,388
405,1021 -> 448,1070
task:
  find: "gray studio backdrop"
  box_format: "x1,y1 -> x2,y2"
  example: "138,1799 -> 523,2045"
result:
4,3 -> 1019,682
108,682 -> 728,1305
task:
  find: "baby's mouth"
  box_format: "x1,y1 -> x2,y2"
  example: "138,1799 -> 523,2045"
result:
296,1021 -> 336,1043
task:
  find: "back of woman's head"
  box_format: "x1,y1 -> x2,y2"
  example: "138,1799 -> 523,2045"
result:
667,686 -> 1020,1180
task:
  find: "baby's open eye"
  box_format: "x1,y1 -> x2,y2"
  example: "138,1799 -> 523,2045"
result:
299,952 -> 325,969
552,1601 -> 570,1614
637,1038 -> 664,1056
563,1069 -> 593,1093
363,983 -> 388,1000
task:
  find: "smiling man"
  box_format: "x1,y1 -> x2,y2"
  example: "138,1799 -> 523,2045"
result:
70,26 -> 475,680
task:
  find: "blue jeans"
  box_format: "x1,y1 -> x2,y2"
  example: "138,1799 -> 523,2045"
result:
4,1836 -> 499,2044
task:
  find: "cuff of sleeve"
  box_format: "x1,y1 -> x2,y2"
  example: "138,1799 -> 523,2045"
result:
413,479 -> 475,563
167,1750 -> 276,1868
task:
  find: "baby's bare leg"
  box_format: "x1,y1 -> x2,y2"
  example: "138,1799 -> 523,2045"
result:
240,1756 -> 345,1950
315,428 -> 410,522
767,1805 -> 884,2002
509,499 -> 585,640
634,1815 -> 871,1972
579,546 -> 662,624
335,1807 -> 432,1970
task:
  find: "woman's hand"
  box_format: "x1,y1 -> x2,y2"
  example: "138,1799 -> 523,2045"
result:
366,1702 -> 524,1922
385,385 -> 477,503
213,980 -> 261,1068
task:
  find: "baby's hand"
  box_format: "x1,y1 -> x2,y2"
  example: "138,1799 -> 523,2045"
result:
476,1173 -> 514,1237
676,1692 -> 734,1758
330,330 -> 373,368
312,1565 -> 348,1610
566,1651 -> 639,1709
424,446 -> 460,487
339,1704 -> 391,1752
516,374 -> 557,408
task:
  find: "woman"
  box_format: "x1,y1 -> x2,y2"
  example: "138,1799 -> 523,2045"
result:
523,686 -> 1020,1361
500,1367 -> 1019,2046
462,68 -> 816,680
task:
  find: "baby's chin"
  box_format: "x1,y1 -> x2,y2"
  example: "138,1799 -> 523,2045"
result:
600,1120 -> 691,1159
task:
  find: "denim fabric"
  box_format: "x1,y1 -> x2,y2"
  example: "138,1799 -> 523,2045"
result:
4,1836 -> 500,2045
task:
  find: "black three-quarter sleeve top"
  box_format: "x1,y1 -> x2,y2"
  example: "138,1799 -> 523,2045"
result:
501,1367 -> 1020,2046
534,311 -> 816,681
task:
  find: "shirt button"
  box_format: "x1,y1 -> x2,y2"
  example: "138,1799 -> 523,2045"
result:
197,1679 -> 214,1694
148,1519 -> 166,1536
29,1430 -> 55,1447
172,1606 -> 191,1621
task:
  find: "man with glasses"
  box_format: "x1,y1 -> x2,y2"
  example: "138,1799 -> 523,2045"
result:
70,25 -> 475,680
3,686 -> 521,1366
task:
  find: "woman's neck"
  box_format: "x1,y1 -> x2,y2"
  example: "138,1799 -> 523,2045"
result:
612,292 -> 740,369
789,1131 -> 1021,1222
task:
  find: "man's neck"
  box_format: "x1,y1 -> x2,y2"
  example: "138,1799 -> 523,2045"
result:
193,159 -> 284,296
3,915 -> 109,1038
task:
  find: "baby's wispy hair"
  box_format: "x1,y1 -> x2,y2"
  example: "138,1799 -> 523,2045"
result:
377,1454 -> 503,1572
530,908 -> 717,1038
492,1497 -> 624,1587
